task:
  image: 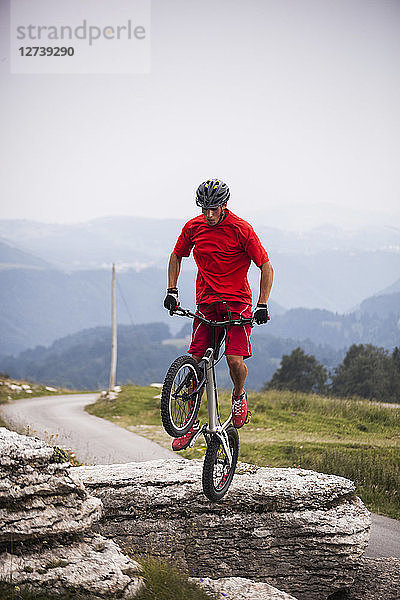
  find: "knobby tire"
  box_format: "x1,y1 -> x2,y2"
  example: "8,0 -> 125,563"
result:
202,425 -> 239,502
161,355 -> 202,438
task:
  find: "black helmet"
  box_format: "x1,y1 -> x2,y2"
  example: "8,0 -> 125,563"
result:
195,179 -> 230,209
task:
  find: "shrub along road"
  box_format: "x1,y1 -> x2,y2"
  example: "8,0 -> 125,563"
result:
0,392 -> 399,558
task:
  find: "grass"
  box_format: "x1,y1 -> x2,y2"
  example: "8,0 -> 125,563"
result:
0,582 -> 102,600
87,385 -> 400,519
0,376 -> 65,405
0,557 -> 214,600
135,557 -> 215,600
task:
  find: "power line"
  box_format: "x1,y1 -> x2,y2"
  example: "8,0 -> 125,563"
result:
116,279 -> 135,327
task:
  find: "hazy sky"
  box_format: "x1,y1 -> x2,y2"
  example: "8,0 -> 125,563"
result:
0,0 -> 399,228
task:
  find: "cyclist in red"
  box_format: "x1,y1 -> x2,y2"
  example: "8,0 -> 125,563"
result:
164,179 -> 273,451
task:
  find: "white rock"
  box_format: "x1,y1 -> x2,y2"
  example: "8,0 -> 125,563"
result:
0,428 -> 145,598
0,428 -> 102,541
0,534 -> 143,599
192,576 -> 299,600
77,459 -> 371,600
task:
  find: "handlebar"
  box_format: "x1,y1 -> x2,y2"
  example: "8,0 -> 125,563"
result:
170,306 -> 255,327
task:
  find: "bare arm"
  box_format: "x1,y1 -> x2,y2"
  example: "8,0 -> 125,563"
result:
167,252 -> 183,288
257,261 -> 274,305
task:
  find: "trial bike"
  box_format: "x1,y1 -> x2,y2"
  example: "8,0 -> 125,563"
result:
160,306 -> 254,502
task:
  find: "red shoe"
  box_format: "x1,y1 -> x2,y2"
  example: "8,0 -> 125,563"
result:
232,391 -> 248,429
172,422 -> 200,451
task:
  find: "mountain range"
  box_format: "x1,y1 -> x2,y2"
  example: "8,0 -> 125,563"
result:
0,217 -> 399,371
1,289 -> 398,391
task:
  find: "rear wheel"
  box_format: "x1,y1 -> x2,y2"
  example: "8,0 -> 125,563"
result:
161,355 -> 202,437
202,426 -> 239,502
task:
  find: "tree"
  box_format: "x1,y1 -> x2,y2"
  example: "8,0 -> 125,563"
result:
330,344 -> 400,402
264,347 -> 328,394
389,346 -> 400,401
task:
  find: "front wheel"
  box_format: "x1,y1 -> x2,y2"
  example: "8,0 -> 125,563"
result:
202,426 -> 239,502
161,355 -> 202,438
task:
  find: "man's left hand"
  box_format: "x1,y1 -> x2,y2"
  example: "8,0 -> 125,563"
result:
254,303 -> 270,325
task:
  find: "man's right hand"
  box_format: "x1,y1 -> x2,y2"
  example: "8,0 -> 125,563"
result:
164,288 -> 179,313
253,303 -> 270,324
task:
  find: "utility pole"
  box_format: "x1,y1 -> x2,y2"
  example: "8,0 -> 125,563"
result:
109,263 -> 117,393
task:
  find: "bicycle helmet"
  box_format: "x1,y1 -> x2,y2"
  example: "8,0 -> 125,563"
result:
195,179 -> 230,209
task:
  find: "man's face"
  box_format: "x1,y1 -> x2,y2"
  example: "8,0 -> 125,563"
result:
202,205 -> 226,226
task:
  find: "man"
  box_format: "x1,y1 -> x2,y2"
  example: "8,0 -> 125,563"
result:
164,178 -> 273,451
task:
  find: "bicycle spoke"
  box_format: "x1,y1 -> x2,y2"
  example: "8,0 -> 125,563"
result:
202,426 -> 239,501
161,356 -> 202,437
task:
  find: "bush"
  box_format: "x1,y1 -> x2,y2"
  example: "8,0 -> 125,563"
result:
264,347 -> 327,394
331,344 -> 400,402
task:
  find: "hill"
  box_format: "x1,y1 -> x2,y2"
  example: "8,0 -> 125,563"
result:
1,216 -> 399,313
1,285 -> 399,391
0,239 -> 52,270
0,323 -> 179,389
0,256 -> 398,356
0,264 -> 285,356
359,291 -> 400,317
0,319 -> 345,391
378,277 -> 400,295
1,216 -> 399,269
0,216 -> 399,357
0,267 -> 194,355
258,305 -> 400,351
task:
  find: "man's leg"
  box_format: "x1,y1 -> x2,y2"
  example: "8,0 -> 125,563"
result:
226,354 -> 248,428
226,355 -> 247,396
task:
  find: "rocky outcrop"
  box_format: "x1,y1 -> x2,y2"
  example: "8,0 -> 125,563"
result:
77,458 -> 371,600
334,557 -> 400,600
0,427 -> 102,542
1,535 -> 143,599
191,576 -> 300,599
0,428 -> 143,598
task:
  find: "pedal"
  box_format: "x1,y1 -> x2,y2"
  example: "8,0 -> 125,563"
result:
245,410 -> 252,425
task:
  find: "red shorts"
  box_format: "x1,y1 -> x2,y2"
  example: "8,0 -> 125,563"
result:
188,302 -> 253,358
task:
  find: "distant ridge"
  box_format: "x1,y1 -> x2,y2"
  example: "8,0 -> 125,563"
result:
359,291 -> 400,317
0,239 -> 53,270
1,292 -> 398,390
378,278 -> 400,296
0,216 -> 399,356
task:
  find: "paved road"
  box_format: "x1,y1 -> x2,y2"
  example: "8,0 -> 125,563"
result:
0,393 -> 399,557
0,393 -> 175,464
367,513 -> 400,557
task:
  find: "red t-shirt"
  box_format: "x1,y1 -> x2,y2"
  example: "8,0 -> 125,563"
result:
173,209 -> 269,305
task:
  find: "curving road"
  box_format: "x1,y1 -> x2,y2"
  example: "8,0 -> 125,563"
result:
0,393 -> 398,558
0,393 -> 175,464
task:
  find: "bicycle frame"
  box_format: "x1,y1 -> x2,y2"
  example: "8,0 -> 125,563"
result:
172,306 -> 254,464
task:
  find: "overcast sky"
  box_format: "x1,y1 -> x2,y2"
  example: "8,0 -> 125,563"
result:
0,0 -> 399,229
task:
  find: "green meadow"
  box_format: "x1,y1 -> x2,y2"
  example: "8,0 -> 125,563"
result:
87,385 -> 400,520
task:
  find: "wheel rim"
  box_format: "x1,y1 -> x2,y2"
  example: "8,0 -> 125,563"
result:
214,438 -> 234,491
169,364 -> 198,431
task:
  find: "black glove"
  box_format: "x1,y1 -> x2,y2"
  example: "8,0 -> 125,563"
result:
164,288 -> 179,313
253,303 -> 270,325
